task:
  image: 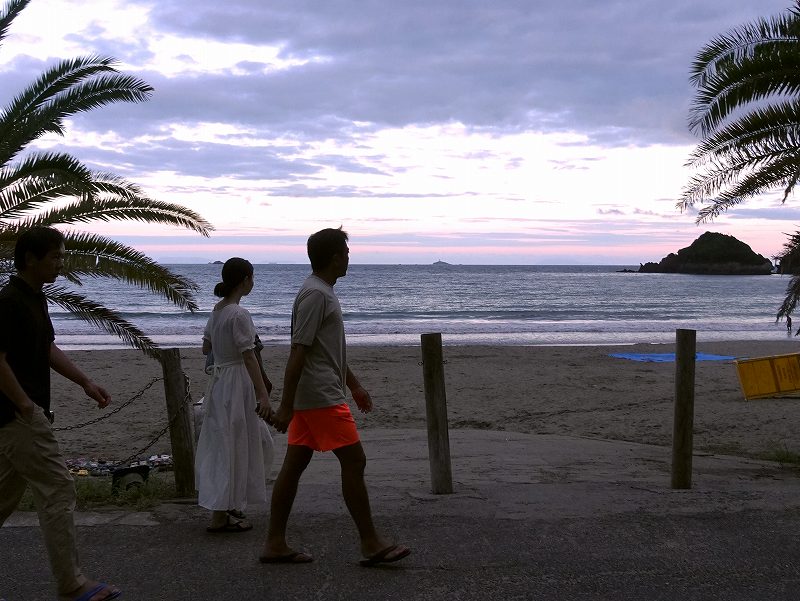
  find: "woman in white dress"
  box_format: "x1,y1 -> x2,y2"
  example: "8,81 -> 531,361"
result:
196,258 -> 274,532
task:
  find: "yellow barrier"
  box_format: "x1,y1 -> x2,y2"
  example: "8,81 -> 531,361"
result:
735,353 -> 800,400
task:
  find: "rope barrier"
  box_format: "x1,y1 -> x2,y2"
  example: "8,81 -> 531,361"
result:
115,371 -> 193,468
60,371 -> 194,469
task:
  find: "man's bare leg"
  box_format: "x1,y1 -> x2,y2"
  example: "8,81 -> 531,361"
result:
333,442 -> 408,561
261,444 -> 313,559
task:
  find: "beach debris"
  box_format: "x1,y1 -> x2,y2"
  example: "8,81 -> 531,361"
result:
66,454 -> 173,477
111,464 -> 151,493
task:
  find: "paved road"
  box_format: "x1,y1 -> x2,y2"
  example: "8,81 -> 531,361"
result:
2,429 -> 800,600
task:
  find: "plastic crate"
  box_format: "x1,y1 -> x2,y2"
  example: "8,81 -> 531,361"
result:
735,353 -> 800,400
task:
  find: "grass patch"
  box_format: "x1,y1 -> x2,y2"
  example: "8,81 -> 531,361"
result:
16,470 -> 179,512
701,441 -> 745,456
759,442 -> 800,466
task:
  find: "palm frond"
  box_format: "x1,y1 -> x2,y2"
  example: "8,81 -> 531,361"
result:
0,153 -> 95,218
0,0 -> 28,47
0,0 -> 212,355
33,196 -> 214,235
688,7 -> 800,135
686,102 -> 800,167
682,5 -> 800,223
0,158 -> 213,234
0,57 -> 152,164
44,285 -> 160,358
0,151 -> 93,189
60,231 -> 200,311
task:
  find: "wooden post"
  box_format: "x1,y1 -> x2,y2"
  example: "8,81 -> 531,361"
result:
671,329 -> 696,489
420,333 -> 453,494
160,348 -> 196,497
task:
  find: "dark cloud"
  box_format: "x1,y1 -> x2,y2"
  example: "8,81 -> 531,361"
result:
726,205 -> 800,221
12,0 -> 786,151
111,0 -> 790,147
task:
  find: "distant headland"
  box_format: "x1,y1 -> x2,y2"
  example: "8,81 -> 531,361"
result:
637,232 -> 773,275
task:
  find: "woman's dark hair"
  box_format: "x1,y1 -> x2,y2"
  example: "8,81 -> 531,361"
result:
213,257 -> 253,297
14,227 -> 65,271
307,227 -> 348,271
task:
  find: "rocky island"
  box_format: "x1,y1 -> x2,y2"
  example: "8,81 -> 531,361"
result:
638,232 -> 774,275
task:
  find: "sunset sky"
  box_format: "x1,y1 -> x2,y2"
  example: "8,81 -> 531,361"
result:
2,0 -> 798,264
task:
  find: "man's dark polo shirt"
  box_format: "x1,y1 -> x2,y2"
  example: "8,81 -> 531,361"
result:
0,275 -> 54,427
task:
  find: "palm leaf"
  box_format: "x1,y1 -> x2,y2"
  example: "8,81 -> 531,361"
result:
0,0 -> 28,47
0,0 -> 212,355
44,285 -> 160,358
684,2 -> 800,321
0,57 -> 152,163
60,231 -> 200,311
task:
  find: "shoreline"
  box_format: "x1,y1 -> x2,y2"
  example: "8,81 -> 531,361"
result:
50,340 -> 800,462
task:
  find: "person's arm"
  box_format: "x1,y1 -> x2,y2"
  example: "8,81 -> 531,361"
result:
49,343 -> 111,408
0,351 -> 36,420
346,366 -> 373,414
202,338 -> 212,355
242,348 -> 272,422
254,347 -> 273,395
272,343 -> 308,433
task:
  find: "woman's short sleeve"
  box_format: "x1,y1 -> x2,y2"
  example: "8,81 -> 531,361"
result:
232,308 -> 256,353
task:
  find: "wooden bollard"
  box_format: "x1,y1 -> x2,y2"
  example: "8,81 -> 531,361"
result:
160,348 -> 196,497
671,329 -> 696,489
420,333 -> 453,494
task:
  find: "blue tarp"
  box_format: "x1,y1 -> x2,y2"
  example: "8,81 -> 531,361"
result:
609,352 -> 737,363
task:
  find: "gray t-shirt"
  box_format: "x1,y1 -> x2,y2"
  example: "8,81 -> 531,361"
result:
291,275 -> 347,410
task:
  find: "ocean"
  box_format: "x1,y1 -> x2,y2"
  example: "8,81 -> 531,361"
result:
49,264 -> 797,350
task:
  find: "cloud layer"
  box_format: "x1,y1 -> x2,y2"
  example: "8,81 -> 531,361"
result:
0,0 -> 794,262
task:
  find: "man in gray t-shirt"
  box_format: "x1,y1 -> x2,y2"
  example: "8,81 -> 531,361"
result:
290,273 -> 347,410
262,227 -> 410,567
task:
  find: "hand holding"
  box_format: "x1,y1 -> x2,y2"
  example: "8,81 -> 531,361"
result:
256,394 -> 272,422
272,405 -> 293,433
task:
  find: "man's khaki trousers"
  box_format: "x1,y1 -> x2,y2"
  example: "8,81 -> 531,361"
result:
0,410 -> 86,596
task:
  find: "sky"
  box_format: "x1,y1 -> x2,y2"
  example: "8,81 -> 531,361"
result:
2,0 -> 799,265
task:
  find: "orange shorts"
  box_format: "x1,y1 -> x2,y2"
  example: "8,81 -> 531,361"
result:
287,403 -> 360,452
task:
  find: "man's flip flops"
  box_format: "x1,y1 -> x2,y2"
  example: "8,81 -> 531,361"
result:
359,544 -> 411,567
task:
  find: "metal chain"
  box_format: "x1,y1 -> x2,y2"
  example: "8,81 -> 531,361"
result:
54,377 -> 163,432
114,371 -> 193,467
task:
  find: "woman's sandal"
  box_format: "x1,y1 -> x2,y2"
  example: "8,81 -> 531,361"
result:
206,515 -> 253,533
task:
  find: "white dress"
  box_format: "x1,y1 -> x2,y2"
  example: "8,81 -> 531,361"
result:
195,304 -> 272,511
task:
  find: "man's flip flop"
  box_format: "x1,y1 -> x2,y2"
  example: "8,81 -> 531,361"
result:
359,544 -> 411,567
71,582 -> 122,601
259,551 -> 314,564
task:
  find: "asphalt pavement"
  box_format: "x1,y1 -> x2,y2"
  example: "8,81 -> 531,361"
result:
2,428 -> 800,600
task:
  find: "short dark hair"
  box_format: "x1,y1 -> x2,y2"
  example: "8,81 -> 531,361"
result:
307,227 -> 348,271
213,257 -> 254,297
14,227 -> 65,271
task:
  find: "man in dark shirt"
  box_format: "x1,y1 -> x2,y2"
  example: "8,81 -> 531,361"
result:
0,227 -> 121,601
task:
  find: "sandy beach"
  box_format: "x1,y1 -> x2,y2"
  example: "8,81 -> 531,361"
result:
50,339 -> 800,462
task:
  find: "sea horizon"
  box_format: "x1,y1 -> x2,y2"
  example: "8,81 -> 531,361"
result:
46,264 -> 798,352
